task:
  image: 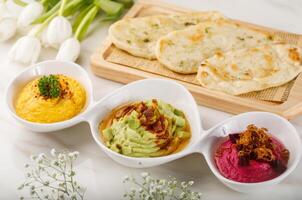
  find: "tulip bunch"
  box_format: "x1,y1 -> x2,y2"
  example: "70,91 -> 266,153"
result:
0,0 -> 132,65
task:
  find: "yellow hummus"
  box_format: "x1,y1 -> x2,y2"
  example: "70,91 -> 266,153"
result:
15,75 -> 86,123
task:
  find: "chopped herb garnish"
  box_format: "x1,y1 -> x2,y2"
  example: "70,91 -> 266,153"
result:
151,23 -> 159,29
236,36 -> 245,41
143,38 -> 150,43
166,40 -> 174,46
205,27 -> 210,33
179,61 -> 184,67
184,22 -> 195,26
38,75 -> 61,98
126,40 -> 131,44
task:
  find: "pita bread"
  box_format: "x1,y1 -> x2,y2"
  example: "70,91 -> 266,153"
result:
156,20 -> 278,74
197,44 -> 302,95
108,11 -> 224,59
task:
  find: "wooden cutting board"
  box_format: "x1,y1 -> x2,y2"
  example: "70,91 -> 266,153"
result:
90,0 -> 302,119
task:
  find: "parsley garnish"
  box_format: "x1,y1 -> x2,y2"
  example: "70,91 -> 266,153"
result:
38,75 -> 61,98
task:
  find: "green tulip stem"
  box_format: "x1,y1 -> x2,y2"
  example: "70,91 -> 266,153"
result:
32,1 -> 61,24
59,0 -> 67,16
31,12 -> 57,37
74,5 -> 98,41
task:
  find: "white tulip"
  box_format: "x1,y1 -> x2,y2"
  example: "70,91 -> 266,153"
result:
1,1 -> 22,19
9,35 -> 41,65
47,16 -> 72,48
41,26 -> 50,47
0,2 -> 9,18
0,17 -> 17,42
0,2 -> 5,15
17,2 -> 44,30
56,38 -> 81,62
29,24 -> 49,47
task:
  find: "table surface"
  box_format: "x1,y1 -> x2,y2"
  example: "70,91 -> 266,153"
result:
1,0 -> 302,199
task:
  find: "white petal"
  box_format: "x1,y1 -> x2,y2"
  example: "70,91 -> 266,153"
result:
5,1 -> 23,18
0,18 -> 17,42
0,2 -> 11,18
29,24 -> 49,47
17,2 -> 43,29
9,36 -> 41,65
0,3 -> 6,18
47,16 -> 72,48
41,25 -> 49,47
56,38 -> 81,62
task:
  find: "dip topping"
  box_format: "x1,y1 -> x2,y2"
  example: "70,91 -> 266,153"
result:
115,100 -> 171,144
228,124 -> 289,173
215,125 -> 290,183
99,99 -> 191,157
38,75 -> 61,98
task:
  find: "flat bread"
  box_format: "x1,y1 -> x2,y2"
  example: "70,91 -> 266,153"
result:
108,11 -> 224,59
197,44 -> 302,95
156,20 -> 278,74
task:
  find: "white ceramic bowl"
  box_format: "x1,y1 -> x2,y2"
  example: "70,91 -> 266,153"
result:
198,112 -> 302,193
87,78 -> 202,168
5,61 -> 302,193
5,60 -> 94,132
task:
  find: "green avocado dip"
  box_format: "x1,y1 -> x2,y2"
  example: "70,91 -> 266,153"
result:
99,99 -> 191,157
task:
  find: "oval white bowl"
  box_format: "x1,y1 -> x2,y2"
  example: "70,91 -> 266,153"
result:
87,78 -> 202,168
5,60 -> 94,132
199,112 -> 302,193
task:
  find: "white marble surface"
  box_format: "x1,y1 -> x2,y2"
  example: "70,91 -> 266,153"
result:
1,0 -> 302,199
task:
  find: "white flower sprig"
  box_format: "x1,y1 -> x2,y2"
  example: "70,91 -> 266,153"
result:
123,172 -> 202,200
18,149 -> 85,200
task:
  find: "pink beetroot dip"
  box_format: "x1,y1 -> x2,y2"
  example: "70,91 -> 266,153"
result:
214,125 -> 289,183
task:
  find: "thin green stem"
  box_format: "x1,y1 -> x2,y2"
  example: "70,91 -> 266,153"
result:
32,0 -> 61,24
70,161 -> 75,192
74,5 -> 98,41
72,4 -> 94,32
132,179 -> 149,194
29,13 -> 57,36
59,0 -> 67,16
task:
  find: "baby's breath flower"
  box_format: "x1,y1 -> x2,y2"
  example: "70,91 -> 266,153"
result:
181,181 -> 187,188
123,172 -> 202,200
180,191 -> 186,198
30,155 -> 37,161
58,153 -> 66,160
123,175 -> 130,183
38,153 -> 46,159
188,181 -> 194,186
50,148 -> 56,157
18,149 -> 85,200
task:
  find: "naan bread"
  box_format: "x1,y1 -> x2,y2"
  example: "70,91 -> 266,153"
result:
108,11 -> 224,59
156,20 -> 278,74
197,44 -> 302,95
